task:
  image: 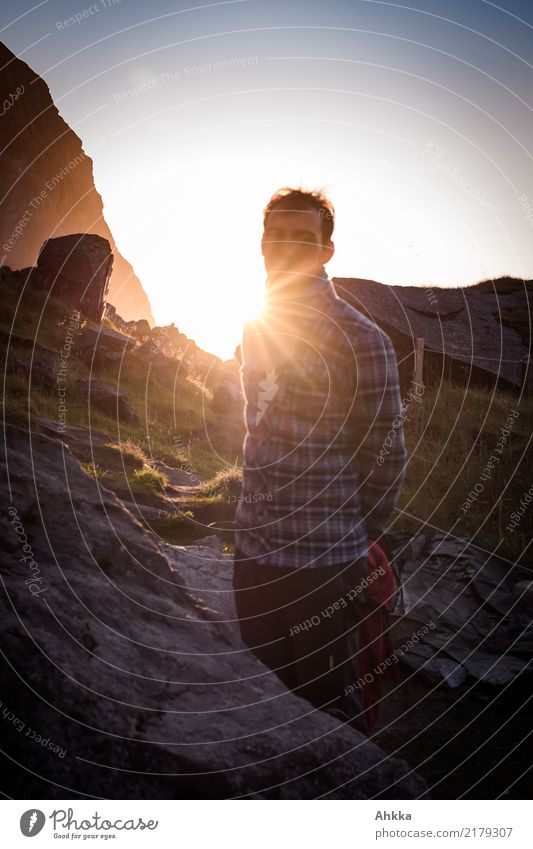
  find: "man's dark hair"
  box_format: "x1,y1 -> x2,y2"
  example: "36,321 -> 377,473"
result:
263,186 -> 335,243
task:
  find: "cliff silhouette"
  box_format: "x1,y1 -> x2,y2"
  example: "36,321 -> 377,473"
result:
0,41 -> 154,325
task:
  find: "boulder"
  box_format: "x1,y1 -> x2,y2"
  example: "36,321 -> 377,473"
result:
0,424 -> 427,799
34,234 -> 113,323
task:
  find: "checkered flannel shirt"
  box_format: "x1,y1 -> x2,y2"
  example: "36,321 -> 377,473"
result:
234,267 -> 407,568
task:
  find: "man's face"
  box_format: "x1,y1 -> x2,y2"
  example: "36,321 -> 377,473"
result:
261,207 -> 334,289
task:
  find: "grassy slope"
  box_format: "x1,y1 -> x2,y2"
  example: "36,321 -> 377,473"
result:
397,379 -> 531,567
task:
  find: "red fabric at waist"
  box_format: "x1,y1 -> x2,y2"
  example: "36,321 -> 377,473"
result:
354,539 -> 398,732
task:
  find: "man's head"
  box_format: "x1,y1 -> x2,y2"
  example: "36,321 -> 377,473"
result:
261,187 -> 335,289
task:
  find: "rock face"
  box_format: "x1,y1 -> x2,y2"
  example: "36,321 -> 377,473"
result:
0,424 -> 427,799
0,41 -> 154,325
33,234 -> 113,323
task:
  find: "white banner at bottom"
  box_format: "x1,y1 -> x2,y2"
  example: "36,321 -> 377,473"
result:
1,800 -> 530,848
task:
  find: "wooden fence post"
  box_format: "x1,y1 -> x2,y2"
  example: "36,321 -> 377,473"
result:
413,337 -> 425,389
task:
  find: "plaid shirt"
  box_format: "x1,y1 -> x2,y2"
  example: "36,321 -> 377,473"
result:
234,267 -> 407,569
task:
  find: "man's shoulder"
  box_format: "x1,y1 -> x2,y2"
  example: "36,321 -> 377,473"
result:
332,293 -> 378,331
327,288 -> 394,353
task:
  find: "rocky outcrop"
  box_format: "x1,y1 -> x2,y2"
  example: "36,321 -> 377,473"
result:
0,41 -> 154,325
0,423 -> 427,799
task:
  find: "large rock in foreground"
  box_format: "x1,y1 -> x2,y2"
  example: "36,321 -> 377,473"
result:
0,424 -> 427,799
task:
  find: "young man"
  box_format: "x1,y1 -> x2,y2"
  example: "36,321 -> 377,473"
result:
233,186 -> 406,734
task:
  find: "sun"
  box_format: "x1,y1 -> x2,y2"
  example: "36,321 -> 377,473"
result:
172,260 -> 266,361
151,274 -> 265,361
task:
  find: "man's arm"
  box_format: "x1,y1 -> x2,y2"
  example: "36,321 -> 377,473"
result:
348,325 -> 408,540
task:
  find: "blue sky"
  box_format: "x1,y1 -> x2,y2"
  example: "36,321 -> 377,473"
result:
2,0 -> 533,356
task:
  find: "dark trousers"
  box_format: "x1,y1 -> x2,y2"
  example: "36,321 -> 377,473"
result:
232,546 -> 369,734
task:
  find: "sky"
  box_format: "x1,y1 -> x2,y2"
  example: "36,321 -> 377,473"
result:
2,0 -> 533,358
